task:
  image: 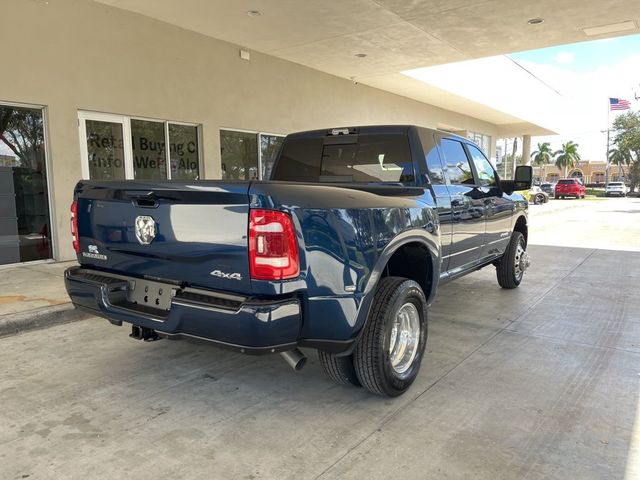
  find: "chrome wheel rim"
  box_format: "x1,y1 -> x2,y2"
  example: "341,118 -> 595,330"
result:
389,302 -> 421,374
514,239 -> 529,281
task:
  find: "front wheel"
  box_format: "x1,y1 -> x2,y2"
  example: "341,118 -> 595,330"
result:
496,231 -> 529,289
353,277 -> 428,397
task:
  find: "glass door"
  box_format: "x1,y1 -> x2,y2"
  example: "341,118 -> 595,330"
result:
78,112 -> 133,180
0,103 -> 53,264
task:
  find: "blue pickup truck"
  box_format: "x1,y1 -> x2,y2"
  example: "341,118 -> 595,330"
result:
65,125 -> 532,396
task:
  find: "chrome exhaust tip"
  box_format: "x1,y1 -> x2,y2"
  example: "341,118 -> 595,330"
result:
280,348 -> 307,371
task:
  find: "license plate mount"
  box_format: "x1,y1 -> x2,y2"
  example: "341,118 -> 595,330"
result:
127,279 -> 175,311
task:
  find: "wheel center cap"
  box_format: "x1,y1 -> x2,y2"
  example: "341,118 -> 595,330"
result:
519,252 -> 531,272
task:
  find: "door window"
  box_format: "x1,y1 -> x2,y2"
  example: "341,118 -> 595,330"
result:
440,139 -> 474,185
467,144 -> 497,187
0,103 -> 53,264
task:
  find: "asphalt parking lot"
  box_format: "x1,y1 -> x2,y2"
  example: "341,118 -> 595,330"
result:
2,197 -> 640,480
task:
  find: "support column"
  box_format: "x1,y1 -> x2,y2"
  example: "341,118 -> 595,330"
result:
522,135 -> 532,166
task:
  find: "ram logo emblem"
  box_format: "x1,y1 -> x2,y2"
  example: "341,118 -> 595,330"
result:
135,215 -> 156,245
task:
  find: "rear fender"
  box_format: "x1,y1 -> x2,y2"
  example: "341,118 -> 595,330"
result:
347,228 -> 440,350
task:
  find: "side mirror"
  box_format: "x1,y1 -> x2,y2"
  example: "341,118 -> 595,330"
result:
499,165 -> 533,194
513,165 -> 533,191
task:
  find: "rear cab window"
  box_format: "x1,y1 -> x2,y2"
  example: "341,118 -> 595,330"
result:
272,131 -> 415,184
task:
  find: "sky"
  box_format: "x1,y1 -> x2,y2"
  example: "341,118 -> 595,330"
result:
509,34 -> 640,161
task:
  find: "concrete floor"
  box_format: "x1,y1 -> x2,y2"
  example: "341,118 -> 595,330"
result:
1,198 -> 640,480
0,261 -> 75,316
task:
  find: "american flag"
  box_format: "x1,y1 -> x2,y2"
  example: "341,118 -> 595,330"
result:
610,97 -> 631,110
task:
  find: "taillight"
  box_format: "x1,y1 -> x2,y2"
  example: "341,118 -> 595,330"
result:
70,200 -> 80,253
249,209 -> 299,280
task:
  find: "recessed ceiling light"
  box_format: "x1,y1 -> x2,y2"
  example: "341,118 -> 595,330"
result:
527,18 -> 544,25
246,10 -> 262,17
582,20 -> 636,36
354,53 -> 367,58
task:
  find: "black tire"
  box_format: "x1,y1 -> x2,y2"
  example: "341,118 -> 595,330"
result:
318,350 -> 361,387
496,231 -> 527,289
353,277 -> 428,397
534,194 -> 544,205
554,195 -> 559,199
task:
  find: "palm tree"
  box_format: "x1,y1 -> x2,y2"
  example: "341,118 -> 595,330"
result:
530,142 -> 553,182
554,141 -> 581,178
608,147 -> 631,181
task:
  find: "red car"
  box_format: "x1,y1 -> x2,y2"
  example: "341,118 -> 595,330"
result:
554,178 -> 586,199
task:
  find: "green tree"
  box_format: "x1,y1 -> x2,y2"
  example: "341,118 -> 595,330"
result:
554,141 -> 581,178
608,147 -> 632,181
610,111 -> 640,191
531,142 -> 553,181
0,106 -> 45,171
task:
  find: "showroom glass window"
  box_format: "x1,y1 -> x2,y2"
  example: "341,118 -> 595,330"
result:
220,130 -> 284,180
131,119 -> 166,180
220,130 -> 258,180
79,112 -> 201,181
468,131 -> 491,156
169,124 -> 200,180
0,103 -> 53,264
261,134 -> 284,180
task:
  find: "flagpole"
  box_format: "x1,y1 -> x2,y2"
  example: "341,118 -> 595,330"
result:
605,98 -> 610,186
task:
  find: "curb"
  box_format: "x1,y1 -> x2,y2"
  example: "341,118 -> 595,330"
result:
0,303 -> 94,338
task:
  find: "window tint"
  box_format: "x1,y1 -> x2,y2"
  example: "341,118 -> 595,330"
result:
424,146 -> 445,184
467,144 -> 497,187
439,139 -> 474,185
272,137 -> 323,182
558,179 -> 575,184
273,134 -> 413,184
417,130 -> 444,185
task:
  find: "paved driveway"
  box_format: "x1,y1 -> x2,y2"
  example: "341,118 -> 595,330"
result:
1,198 -> 640,479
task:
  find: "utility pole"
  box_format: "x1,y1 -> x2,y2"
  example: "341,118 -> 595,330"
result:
503,138 -> 508,179
511,137 -> 518,180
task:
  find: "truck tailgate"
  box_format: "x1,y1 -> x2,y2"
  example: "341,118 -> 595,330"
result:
74,181 -> 251,293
